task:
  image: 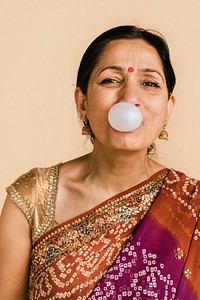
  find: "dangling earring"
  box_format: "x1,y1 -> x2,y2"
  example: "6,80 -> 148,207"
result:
82,118 -> 91,136
82,117 -> 94,144
159,122 -> 168,141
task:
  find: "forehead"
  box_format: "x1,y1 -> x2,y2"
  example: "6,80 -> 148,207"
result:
96,39 -> 163,70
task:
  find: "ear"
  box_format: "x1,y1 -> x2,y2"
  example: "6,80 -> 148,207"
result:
167,93 -> 176,119
74,87 -> 88,121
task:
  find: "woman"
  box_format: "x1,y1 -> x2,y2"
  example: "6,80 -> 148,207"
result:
0,25 -> 199,300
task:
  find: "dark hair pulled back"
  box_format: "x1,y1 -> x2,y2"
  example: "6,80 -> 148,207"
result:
76,25 -> 176,97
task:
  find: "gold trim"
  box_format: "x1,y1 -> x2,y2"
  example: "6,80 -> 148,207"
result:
6,184 -> 33,226
32,164 -> 60,242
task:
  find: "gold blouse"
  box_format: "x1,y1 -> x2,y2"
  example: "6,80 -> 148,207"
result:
6,164 -> 60,243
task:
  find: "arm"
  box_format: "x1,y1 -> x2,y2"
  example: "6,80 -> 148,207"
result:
0,195 -> 32,300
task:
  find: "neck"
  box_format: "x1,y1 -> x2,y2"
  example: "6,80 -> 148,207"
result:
83,144 -> 163,194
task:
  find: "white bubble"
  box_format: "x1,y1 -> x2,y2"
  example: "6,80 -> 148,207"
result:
108,102 -> 142,132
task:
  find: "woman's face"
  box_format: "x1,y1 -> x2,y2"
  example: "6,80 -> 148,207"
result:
76,38 -> 175,152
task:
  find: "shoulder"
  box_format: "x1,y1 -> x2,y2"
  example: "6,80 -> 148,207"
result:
58,154 -> 91,184
166,169 -> 199,192
164,168 -> 200,211
6,164 -> 60,202
6,164 -> 61,237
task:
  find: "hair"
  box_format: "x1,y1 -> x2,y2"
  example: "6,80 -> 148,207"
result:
76,25 -> 176,97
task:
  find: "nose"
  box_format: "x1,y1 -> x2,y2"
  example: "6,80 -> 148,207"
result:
118,80 -> 140,106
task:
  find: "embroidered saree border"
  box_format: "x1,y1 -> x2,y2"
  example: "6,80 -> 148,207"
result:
30,171 -> 168,288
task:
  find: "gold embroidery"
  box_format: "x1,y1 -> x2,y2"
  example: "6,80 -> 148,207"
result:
6,169 -> 37,228
174,247 -> 184,260
6,164 -> 60,242
32,165 -> 59,242
184,269 -> 192,279
30,171 -> 167,288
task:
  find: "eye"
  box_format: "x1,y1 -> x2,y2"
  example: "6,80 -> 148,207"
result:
99,77 -> 122,86
143,81 -> 160,88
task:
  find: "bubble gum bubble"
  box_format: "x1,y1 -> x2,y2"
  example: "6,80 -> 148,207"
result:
108,102 -> 142,132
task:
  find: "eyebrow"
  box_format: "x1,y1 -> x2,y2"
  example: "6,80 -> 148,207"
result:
97,65 -> 165,82
97,65 -> 124,76
139,68 -> 165,82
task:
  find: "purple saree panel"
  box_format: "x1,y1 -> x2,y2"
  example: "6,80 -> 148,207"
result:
88,214 -> 194,299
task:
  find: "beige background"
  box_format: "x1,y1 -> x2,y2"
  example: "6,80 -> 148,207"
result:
1,0 -> 200,211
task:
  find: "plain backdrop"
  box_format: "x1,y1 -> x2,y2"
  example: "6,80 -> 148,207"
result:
1,0 -> 200,211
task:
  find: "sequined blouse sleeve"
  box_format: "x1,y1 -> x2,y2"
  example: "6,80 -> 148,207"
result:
6,165 -> 60,243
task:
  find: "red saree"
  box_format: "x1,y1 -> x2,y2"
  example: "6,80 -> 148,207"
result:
6,165 -> 200,299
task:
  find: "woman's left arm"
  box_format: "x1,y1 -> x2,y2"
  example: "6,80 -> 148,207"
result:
0,195 -> 32,300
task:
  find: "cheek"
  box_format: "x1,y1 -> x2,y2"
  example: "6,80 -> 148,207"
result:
145,97 -> 168,116
86,101 -> 108,128
86,90 -> 116,119
143,101 -> 168,132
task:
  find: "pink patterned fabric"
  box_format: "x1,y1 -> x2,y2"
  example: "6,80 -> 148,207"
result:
88,215 -> 194,299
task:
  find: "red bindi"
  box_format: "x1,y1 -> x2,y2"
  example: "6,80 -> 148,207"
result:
128,67 -> 134,73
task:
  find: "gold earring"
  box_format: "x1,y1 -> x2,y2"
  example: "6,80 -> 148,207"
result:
159,122 -> 168,141
82,117 -> 95,144
82,118 -> 91,136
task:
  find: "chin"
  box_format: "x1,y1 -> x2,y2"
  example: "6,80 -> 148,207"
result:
108,135 -> 146,152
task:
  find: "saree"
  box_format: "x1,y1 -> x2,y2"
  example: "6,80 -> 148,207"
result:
6,164 -> 200,299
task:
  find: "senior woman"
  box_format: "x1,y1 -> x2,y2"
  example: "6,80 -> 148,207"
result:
0,25 -> 199,300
